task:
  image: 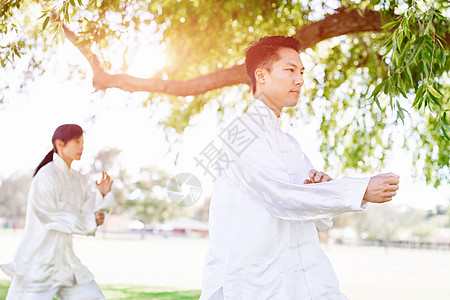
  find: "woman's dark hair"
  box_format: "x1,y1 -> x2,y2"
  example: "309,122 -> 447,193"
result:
245,36 -> 302,94
34,124 -> 83,177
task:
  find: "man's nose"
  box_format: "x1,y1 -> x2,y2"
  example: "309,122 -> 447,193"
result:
295,73 -> 304,86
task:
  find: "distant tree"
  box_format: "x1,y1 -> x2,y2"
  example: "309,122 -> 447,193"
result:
333,205 -> 428,242
194,196 -> 211,223
447,199 -> 450,228
90,148 -> 191,223
119,167 -> 191,224
0,171 -> 32,228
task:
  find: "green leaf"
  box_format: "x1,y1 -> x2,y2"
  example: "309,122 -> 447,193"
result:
384,81 -> 390,95
382,34 -> 393,46
59,25 -> 65,43
398,48 -> 408,67
398,29 -> 404,48
435,12 -> 447,21
382,19 -> 400,30
442,121 -> 450,131
413,84 -> 425,107
404,19 -> 411,39
406,66 -> 413,85
421,60 -> 428,79
442,112 -> 450,125
371,79 -> 387,98
65,4 -> 70,23
428,85 -> 443,98
374,98 -> 382,111
396,101 -> 405,123
42,16 -> 50,31
13,47 -> 21,58
398,79 -> 407,98
441,126 -> 450,140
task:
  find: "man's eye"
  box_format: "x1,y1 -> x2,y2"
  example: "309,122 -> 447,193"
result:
286,68 -> 294,72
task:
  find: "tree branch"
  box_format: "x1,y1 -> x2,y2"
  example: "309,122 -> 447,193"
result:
294,10 -> 383,51
62,9 -> 449,96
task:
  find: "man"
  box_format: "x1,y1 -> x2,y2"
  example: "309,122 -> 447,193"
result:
200,36 -> 400,300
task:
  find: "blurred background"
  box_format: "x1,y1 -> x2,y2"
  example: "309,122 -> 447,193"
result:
1,0 -> 449,299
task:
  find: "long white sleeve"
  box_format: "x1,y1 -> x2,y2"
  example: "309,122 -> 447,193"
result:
223,134 -> 370,222
30,171 -> 97,235
300,147 -> 338,230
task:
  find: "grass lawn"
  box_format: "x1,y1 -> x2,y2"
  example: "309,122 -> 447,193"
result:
0,281 -> 201,299
0,281 -> 7,300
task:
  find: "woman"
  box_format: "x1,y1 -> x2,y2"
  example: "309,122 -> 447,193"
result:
1,124 -> 113,300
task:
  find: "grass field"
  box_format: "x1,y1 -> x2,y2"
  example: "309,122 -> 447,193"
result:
0,281 -> 200,299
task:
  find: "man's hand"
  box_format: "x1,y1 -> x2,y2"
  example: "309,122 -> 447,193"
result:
363,173 -> 400,203
95,211 -> 105,226
96,171 -> 113,197
304,169 -> 333,184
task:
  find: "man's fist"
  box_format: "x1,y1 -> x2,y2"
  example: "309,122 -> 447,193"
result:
304,169 -> 333,184
95,211 -> 105,226
363,173 -> 400,203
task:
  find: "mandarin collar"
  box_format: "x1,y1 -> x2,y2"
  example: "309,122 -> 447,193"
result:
53,152 -> 71,173
247,99 -> 281,129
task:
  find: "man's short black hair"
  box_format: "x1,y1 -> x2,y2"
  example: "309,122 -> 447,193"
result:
245,36 -> 302,94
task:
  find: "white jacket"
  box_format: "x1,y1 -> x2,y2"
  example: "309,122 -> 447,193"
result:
200,99 -> 370,300
1,153 -> 113,292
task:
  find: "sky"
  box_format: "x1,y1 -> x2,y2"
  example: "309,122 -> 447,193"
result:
0,38 -> 448,211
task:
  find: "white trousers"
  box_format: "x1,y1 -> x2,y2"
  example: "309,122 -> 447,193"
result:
5,279 -> 105,300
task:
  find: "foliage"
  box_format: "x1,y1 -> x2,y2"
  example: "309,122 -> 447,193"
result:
1,0 -> 449,186
375,5 -> 449,130
91,148 -> 191,224
118,166 -> 192,224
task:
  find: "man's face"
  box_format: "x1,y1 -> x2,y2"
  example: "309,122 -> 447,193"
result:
255,47 -> 304,116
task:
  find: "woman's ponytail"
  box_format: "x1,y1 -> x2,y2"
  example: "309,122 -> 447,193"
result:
33,123 -> 83,177
33,149 -> 55,177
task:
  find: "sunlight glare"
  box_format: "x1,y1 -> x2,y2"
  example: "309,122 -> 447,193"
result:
127,44 -> 166,78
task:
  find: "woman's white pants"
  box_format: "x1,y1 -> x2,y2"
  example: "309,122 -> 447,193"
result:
5,279 -> 105,300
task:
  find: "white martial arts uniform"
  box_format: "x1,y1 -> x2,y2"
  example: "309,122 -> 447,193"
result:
200,99 -> 371,300
1,153 -> 113,300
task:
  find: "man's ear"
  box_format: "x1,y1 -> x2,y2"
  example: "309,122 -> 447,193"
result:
254,69 -> 266,84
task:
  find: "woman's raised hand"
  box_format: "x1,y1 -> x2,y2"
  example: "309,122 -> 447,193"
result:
96,171 -> 113,197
